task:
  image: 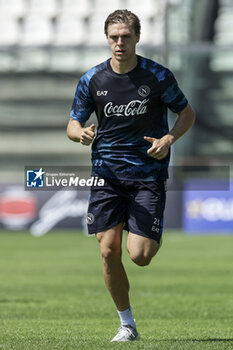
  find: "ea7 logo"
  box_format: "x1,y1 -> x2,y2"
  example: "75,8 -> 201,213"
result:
97,91 -> 108,96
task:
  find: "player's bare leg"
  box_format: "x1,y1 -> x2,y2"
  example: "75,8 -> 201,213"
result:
96,222 -> 130,311
127,232 -> 160,266
96,223 -> 139,342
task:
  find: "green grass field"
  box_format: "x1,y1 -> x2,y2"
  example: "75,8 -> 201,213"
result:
0,230 -> 232,350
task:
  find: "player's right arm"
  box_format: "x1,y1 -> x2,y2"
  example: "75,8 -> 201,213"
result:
67,118 -> 95,145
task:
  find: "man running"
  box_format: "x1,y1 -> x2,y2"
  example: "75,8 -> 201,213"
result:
67,9 -> 195,342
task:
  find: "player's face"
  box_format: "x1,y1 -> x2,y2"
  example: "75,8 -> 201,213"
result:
106,22 -> 139,62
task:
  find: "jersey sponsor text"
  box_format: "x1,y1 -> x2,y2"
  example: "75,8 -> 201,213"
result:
104,99 -> 149,117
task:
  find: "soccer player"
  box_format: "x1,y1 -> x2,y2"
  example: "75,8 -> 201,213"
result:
67,9 -> 195,342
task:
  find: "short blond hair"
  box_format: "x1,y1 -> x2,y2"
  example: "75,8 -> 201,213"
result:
104,9 -> 141,36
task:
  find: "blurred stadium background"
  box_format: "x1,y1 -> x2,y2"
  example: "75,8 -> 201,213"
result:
0,0 -> 232,235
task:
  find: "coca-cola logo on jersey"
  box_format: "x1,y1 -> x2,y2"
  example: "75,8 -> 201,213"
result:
104,99 -> 149,117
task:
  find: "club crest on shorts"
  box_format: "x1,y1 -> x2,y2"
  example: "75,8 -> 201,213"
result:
86,213 -> 95,224
138,85 -> 150,97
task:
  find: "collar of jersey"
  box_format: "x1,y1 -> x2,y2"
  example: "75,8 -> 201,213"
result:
107,56 -> 140,77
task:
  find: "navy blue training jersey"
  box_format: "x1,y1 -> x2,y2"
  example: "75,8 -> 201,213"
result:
70,55 -> 188,181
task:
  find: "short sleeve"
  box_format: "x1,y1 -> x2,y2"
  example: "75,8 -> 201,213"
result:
70,73 -> 95,122
159,68 -> 188,113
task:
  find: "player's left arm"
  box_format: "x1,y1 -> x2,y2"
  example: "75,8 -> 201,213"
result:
144,103 -> 195,160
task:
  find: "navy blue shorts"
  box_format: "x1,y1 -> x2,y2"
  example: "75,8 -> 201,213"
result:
86,178 -> 166,243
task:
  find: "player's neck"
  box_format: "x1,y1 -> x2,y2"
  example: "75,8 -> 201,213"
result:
110,55 -> 137,74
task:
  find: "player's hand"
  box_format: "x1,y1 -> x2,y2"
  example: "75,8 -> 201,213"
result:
144,136 -> 171,160
80,124 -> 95,145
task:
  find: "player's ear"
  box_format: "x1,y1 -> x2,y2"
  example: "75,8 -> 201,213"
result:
136,34 -> 140,43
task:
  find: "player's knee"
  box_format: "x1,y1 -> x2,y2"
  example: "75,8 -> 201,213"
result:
129,251 -> 153,266
100,246 -> 122,262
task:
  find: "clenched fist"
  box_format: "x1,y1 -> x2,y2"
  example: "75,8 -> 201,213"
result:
80,124 -> 96,145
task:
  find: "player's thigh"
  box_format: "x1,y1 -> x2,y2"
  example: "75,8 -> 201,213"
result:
127,232 -> 160,261
96,222 -> 124,258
